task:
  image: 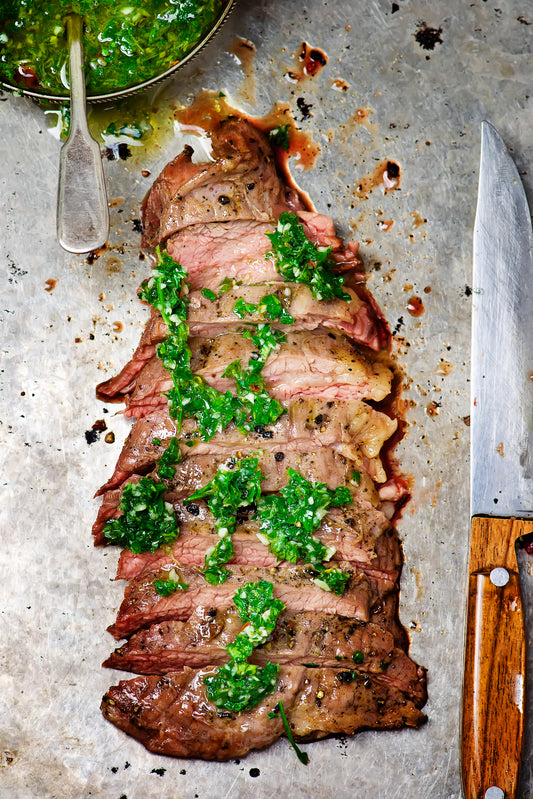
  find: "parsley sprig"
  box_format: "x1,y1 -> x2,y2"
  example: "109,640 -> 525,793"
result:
267,213 -> 351,302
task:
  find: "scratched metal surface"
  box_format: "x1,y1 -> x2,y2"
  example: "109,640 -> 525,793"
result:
1,1 -> 532,797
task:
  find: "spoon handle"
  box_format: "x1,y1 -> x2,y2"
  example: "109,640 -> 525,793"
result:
57,14 -> 109,254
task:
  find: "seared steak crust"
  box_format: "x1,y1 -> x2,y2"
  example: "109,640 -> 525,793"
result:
101,666 -> 426,760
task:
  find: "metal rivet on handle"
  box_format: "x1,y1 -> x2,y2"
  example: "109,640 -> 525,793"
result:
485,787 -> 504,799
489,567 -> 509,587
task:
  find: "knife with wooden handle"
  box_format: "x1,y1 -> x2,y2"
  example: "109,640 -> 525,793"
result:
461,122 -> 533,799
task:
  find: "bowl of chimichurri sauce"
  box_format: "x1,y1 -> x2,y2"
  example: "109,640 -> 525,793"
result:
0,0 -> 233,102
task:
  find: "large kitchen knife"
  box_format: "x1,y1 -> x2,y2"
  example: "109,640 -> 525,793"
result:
461,122 -> 533,799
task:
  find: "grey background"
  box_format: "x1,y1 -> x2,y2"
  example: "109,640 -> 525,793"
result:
1,1 -> 532,797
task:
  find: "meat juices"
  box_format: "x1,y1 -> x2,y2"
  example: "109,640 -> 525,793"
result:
95,117 -> 427,758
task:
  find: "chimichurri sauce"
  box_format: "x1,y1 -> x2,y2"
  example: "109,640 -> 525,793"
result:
0,0 -> 226,96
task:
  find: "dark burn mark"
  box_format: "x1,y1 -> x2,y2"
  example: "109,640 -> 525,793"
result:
151,767 -> 166,776
249,767 -> 261,778
518,15 -> 531,25
296,97 -> 313,120
85,429 -> 100,445
464,285 -> 472,297
386,161 -> 400,179
274,451 -> 285,461
391,2 -> 399,12
132,218 -> 144,233
414,21 -> 444,50
392,316 -> 404,335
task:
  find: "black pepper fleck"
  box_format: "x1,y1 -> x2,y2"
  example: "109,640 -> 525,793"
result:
249,768 -> 261,778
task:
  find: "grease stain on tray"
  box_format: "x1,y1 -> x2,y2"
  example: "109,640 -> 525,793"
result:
286,42 -> 328,83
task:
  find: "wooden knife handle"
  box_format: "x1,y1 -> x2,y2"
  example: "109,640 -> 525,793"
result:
461,517 -> 531,799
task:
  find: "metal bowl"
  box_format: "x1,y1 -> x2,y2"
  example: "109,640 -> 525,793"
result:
0,0 -> 234,104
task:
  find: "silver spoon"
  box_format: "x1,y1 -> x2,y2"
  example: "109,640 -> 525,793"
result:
57,14 -> 109,254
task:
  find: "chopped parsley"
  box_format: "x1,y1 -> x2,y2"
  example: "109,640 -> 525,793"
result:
227,580 -> 285,661
153,577 -> 188,596
217,276 -> 234,295
232,298 -> 257,318
267,213 -> 351,302
269,124 -> 290,151
157,436 -> 182,480
257,294 -> 295,325
138,250 -> 284,439
351,469 -> 361,485
189,457 -> 263,584
221,324 -> 286,429
232,294 -> 295,325
201,287 -> 217,301
204,581 -> 284,712
103,477 -> 178,553
204,659 -> 280,713
256,469 -> 352,594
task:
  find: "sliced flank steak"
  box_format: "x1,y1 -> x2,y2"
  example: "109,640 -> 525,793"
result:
96,398 -> 397,494
103,607 -> 427,707
102,666 -> 426,760
108,561 -> 393,640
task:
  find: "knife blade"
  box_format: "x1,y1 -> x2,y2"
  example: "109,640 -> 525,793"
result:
461,121 -> 533,799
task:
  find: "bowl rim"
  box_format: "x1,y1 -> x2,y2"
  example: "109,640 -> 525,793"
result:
0,0 -> 234,104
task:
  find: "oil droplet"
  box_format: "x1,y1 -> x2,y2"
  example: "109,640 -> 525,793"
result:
410,211 -> 427,229
407,296 -> 425,316
426,401 -> 440,417
112,321 -> 124,333
286,42 -> 328,82
355,160 -> 401,198
228,37 -> 256,103
44,278 -> 57,292
378,218 -> 394,231
423,285 -> 432,294
331,78 -> 349,92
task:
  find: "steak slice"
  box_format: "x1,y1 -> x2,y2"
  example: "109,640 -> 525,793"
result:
165,211 -> 363,291
114,502 -> 401,582
142,119 -> 303,247
92,448 -> 381,543
186,282 -> 382,347
122,330 -> 393,417
97,398 -> 397,494
103,608 -> 427,706
96,288 -> 387,402
101,666 -> 426,759
108,562 -> 392,639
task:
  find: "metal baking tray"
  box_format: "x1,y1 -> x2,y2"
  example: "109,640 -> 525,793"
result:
1,1 -> 532,796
